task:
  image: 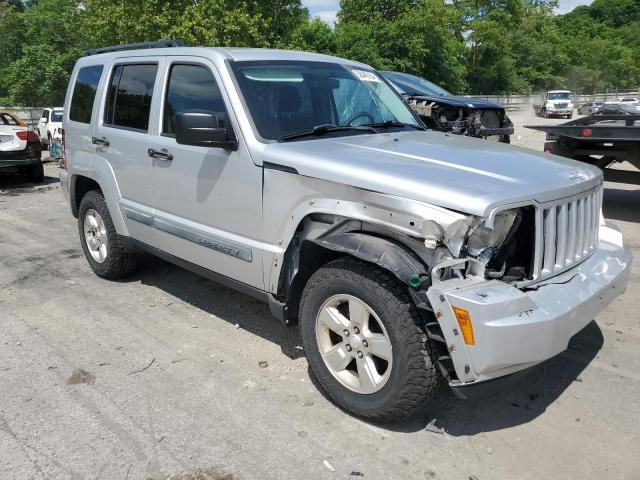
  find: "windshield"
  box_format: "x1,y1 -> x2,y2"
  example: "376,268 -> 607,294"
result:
381,71 -> 451,97
548,92 -> 571,100
230,61 -> 419,141
51,111 -> 63,122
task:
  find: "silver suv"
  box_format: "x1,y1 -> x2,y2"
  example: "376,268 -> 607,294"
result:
60,41 -> 632,421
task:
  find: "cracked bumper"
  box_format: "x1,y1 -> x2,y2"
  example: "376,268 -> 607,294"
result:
427,224 -> 632,387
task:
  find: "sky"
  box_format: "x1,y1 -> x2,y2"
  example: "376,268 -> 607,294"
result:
301,0 -> 593,25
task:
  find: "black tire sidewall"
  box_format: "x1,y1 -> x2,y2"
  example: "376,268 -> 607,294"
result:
300,262 -> 434,418
78,191 -> 116,277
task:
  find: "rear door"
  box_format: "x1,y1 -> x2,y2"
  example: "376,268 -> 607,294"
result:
149,57 -> 264,289
92,59 -> 163,243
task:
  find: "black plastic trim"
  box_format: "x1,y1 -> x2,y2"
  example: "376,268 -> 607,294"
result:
263,162 -> 299,174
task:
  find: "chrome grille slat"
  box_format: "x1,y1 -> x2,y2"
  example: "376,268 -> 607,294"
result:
555,203 -> 568,268
535,186 -> 602,282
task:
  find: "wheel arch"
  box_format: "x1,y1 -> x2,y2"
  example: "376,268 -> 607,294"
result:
70,174 -> 102,218
276,217 -> 435,325
69,170 -> 128,237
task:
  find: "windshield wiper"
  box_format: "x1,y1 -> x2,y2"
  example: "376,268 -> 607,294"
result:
279,124 -> 377,142
363,120 -> 426,131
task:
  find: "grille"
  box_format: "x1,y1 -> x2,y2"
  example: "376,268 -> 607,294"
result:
555,102 -> 569,108
480,110 -> 501,128
536,186 -> 602,280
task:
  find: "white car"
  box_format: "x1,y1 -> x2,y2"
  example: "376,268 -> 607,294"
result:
37,107 -> 64,149
0,111 -> 44,182
616,97 -> 639,104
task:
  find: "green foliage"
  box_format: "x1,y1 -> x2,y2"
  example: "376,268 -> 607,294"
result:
1,0 -> 638,105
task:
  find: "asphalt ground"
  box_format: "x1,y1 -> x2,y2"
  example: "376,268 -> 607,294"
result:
1,112 -> 638,480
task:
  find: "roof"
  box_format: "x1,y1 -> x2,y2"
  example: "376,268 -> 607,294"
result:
548,90 -> 571,93
80,46 -> 371,69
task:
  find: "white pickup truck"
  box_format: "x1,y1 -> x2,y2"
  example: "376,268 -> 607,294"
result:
533,90 -> 574,119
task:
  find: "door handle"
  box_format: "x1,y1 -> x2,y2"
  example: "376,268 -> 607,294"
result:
148,148 -> 173,161
91,136 -> 110,147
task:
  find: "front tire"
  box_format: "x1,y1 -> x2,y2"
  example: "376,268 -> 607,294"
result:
299,258 -> 440,422
78,190 -> 138,279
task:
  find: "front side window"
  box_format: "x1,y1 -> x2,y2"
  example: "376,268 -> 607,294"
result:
105,64 -> 158,131
41,110 -> 49,119
230,61 -> 419,141
69,65 -> 104,123
163,64 -> 227,136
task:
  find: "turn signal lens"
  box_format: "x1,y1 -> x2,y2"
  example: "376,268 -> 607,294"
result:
452,307 -> 475,346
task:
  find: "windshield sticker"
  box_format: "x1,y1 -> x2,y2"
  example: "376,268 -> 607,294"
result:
352,69 -> 380,82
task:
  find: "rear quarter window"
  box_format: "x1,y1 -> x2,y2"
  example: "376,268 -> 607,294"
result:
70,65 -> 104,123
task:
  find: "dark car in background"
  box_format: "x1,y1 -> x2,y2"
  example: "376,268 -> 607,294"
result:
577,101 -> 605,116
381,71 -> 513,143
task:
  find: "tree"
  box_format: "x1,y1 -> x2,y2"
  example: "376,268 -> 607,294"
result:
335,0 -> 467,92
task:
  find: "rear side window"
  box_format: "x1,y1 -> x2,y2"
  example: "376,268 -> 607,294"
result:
163,64 -> 227,136
105,64 -> 158,131
0,113 -> 18,125
70,65 -> 104,124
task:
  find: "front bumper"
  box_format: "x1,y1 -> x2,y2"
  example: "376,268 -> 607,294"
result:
427,224 -> 631,387
546,109 -> 573,116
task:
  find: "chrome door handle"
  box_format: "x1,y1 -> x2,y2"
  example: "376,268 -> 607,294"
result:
91,136 -> 110,147
148,148 -> 173,161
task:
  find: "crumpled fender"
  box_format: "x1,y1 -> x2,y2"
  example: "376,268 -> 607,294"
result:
312,231 -> 429,289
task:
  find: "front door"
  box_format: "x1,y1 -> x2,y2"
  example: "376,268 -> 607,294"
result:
150,58 -> 264,289
92,60 -> 162,243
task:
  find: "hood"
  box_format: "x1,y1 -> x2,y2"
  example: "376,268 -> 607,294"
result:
409,94 -> 505,110
262,131 -> 602,217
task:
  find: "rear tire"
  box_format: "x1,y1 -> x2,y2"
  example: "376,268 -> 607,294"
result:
299,257 -> 440,422
78,190 -> 138,279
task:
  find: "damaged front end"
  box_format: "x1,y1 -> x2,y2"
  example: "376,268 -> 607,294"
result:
407,97 -> 514,142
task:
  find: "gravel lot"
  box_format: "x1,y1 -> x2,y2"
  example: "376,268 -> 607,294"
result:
1,111 -> 639,480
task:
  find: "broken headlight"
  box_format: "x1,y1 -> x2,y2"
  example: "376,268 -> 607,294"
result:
444,209 -> 521,259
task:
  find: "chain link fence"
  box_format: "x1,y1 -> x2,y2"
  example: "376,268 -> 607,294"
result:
0,106 -> 45,128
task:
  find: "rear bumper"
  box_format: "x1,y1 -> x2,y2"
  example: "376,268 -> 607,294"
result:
427,224 -> 631,387
0,143 -> 41,168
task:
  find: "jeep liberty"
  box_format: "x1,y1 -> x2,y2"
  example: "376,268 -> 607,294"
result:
60,41 -> 632,421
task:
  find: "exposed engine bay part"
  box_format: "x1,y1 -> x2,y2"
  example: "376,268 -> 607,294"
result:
407,97 -> 514,143
440,206 -> 536,284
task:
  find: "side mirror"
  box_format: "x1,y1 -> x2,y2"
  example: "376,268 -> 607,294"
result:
175,112 -> 237,150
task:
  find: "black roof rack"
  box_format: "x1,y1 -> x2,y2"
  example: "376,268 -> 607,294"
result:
85,39 -> 184,56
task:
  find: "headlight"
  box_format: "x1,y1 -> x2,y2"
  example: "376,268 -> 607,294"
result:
444,209 -> 521,258
466,210 -> 520,256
